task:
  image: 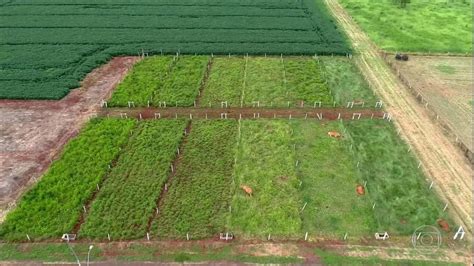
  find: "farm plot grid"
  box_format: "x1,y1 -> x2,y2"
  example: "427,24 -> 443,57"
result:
0,117 -> 451,242
108,56 -> 379,108
0,0 -> 350,100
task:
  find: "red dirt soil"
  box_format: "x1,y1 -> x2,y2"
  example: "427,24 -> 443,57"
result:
0,57 -> 140,220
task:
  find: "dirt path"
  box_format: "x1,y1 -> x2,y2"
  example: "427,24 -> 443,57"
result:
99,107 -> 385,120
0,56 -> 140,222
326,0 -> 472,235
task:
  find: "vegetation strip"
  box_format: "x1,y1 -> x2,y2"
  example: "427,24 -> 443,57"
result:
291,120 -> 376,237
108,56 -> 174,107
194,57 -> 213,106
79,120 -> 187,240
0,118 -> 136,241
343,120 -> 450,234
152,120 -> 238,239
229,120 -> 301,238
146,120 -> 192,234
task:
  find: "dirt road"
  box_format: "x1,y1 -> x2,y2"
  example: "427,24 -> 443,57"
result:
0,57 -> 139,221
326,0 -> 472,235
99,107 -> 385,120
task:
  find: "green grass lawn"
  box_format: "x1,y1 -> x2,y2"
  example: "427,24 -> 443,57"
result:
315,249 -> 464,266
343,120 -> 450,234
320,57 -> 378,105
79,120 -> 187,240
229,120 -> 302,238
339,0 -> 472,54
291,120 -> 376,237
152,120 -> 238,239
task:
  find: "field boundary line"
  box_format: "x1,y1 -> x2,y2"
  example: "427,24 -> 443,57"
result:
326,0 -> 472,236
146,120 -> 192,233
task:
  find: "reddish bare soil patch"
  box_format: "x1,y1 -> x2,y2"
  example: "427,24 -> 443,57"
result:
0,57 -> 140,220
356,185 -> 365,195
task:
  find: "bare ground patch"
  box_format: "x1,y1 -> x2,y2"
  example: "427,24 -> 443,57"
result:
0,56 -> 140,221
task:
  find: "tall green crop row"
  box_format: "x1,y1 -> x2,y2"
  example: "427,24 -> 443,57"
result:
229,120 -> 301,238
200,57 -> 245,107
152,120 -> 238,239
153,56 -> 209,107
243,57 -> 286,106
0,118 -> 136,241
108,57 -> 174,107
284,58 -> 333,105
79,120 -> 187,240
343,120 -> 450,234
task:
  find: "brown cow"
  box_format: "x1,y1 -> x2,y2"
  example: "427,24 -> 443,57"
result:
240,185 -> 253,197
327,131 -> 342,138
356,185 -> 365,195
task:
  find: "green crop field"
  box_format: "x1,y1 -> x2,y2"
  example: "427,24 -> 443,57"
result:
1,119 -> 450,241
110,56 -> 375,108
339,0 -> 472,54
0,0 -> 350,100
200,56 -> 374,108
200,57 -> 245,107
108,57 -> 174,107
0,118 -> 135,241
79,120 -> 187,240
152,120 -> 238,239
109,56 -> 208,107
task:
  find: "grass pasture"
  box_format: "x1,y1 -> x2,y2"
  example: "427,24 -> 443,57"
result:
320,57 -> 378,105
152,120 -> 238,239
0,118 -> 135,241
79,120 -> 187,240
339,0 -> 472,54
0,0 -> 349,100
291,120 -> 376,237
229,120 -> 301,238
344,120 -> 450,234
